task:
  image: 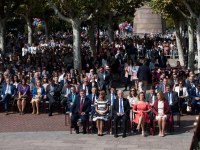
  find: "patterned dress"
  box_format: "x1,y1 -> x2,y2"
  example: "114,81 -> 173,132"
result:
93,99 -> 109,121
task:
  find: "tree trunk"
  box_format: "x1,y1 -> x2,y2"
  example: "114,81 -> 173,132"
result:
88,22 -> 96,57
72,19 -> 82,71
187,20 -> 195,69
0,19 -> 5,53
196,18 -> 200,72
24,15 -> 33,45
174,20 -> 185,66
44,20 -> 49,42
108,13 -> 114,43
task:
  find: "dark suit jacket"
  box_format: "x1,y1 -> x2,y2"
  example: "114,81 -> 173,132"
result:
89,81 -> 99,91
61,86 -> 71,97
112,98 -> 130,117
137,64 -> 151,82
1,84 -> 16,96
190,87 -> 200,100
68,93 -> 78,103
158,83 -> 166,93
46,83 -> 61,97
87,93 -> 99,104
145,93 -> 157,104
78,84 -> 92,95
158,55 -> 167,68
71,96 -> 91,115
106,93 -> 117,106
164,91 -> 179,107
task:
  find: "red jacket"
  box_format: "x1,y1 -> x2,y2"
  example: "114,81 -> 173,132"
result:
152,99 -> 170,116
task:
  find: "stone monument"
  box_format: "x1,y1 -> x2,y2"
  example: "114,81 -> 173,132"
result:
133,5 -> 165,34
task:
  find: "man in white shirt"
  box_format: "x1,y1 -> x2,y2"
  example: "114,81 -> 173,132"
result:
112,90 -> 130,138
0,78 -> 16,115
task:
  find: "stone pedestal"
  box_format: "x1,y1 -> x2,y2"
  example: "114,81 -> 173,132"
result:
133,5 -> 164,34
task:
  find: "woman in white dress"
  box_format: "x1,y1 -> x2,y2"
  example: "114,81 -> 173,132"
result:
153,92 -> 170,137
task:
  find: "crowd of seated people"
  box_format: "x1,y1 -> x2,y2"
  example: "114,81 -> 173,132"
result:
0,32 -> 199,138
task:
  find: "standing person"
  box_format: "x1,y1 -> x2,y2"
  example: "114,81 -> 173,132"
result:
93,90 -> 109,136
0,78 -> 16,115
137,60 -> 151,92
152,92 -> 170,137
70,90 -> 91,134
124,59 -> 133,91
31,80 -> 45,115
132,92 -> 151,136
17,78 -> 30,115
112,90 -> 130,138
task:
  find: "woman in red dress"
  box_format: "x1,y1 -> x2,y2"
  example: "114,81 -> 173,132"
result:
132,92 -> 151,136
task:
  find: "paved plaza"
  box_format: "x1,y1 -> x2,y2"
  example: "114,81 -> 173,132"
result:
0,112 -> 196,150
0,130 -> 193,150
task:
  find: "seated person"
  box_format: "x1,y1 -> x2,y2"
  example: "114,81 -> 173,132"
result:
60,82 -> 71,112
31,80 -> 45,115
0,78 -> 16,115
46,78 -> 62,116
17,78 -> 30,115
152,92 -> 170,137
113,90 -> 130,138
70,90 -> 91,134
190,83 -> 200,114
67,86 -> 77,111
164,84 -> 179,113
87,87 -> 99,115
132,92 -> 151,136
93,90 -> 109,136
174,81 -> 188,114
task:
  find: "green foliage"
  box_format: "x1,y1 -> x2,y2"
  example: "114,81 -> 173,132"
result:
166,17 -> 174,29
0,0 -> 21,19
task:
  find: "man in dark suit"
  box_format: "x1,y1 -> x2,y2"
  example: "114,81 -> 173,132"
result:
46,78 -> 62,116
112,90 -> 130,138
190,83 -> 200,114
70,90 -> 91,134
158,51 -> 167,68
87,87 -> 98,115
164,85 -> 179,112
97,67 -> 111,93
0,78 -> 16,115
60,82 -> 71,112
89,76 -> 99,91
158,78 -> 168,93
78,78 -> 92,96
137,60 -> 151,92
106,87 -> 117,117
145,86 -> 157,105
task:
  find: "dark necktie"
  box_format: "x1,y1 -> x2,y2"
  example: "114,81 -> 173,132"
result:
80,98 -> 83,113
92,95 -> 95,104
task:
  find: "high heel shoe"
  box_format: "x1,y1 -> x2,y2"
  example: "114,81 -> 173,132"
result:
141,131 -> 145,137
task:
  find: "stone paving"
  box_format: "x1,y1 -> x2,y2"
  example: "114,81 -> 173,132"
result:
0,130 -> 193,150
0,113 -> 196,150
